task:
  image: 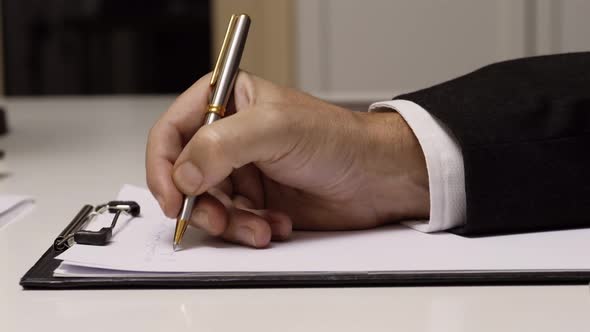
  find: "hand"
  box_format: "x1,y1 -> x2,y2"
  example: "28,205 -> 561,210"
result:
146,72 -> 429,248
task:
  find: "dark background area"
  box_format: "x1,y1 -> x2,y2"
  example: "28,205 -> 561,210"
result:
2,0 -> 211,95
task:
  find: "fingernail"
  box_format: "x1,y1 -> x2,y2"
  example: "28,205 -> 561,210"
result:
174,162 -> 203,194
192,210 -> 209,229
155,195 -> 166,214
237,226 -> 256,247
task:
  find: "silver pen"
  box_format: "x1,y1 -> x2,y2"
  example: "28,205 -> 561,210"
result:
173,14 -> 251,250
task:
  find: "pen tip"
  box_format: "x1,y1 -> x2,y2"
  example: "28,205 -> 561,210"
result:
173,243 -> 178,251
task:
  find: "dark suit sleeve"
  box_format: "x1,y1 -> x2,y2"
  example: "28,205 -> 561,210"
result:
396,52 -> 590,235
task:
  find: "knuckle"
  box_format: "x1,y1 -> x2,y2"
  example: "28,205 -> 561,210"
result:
194,126 -> 225,156
256,104 -> 285,128
147,122 -> 160,143
146,177 -> 156,195
209,222 -> 225,236
236,70 -> 253,84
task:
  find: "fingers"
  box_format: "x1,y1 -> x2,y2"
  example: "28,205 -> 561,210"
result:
221,209 -> 272,247
221,206 -> 292,247
232,195 -> 292,240
231,163 -> 265,208
187,185 -> 233,236
189,192 -> 292,248
147,71 -> 294,248
147,157 -> 183,218
172,104 -> 296,196
242,208 -> 293,241
188,194 -> 228,236
146,74 -> 213,217
156,73 -> 214,142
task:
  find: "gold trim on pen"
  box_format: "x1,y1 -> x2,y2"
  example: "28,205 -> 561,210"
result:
173,218 -> 188,251
207,104 -> 226,117
210,14 -> 238,86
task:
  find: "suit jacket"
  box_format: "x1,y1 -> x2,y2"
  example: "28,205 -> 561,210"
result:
397,52 -> 590,235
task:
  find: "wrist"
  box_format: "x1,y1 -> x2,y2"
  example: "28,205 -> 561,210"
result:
359,110 -> 430,222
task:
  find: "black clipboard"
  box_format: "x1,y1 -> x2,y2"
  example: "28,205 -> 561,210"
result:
20,206 -> 590,289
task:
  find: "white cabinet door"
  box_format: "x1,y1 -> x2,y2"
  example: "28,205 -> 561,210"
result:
295,0 -> 589,103
534,0 -> 590,55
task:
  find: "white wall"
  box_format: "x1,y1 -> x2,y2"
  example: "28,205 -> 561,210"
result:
295,0 -> 590,103
535,0 -> 590,54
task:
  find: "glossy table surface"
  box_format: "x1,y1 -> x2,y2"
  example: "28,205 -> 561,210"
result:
1,97 -> 589,332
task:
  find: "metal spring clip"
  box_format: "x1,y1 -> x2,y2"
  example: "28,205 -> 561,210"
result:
53,201 -> 140,251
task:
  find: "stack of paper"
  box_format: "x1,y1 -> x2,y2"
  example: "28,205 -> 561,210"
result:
55,185 -> 590,277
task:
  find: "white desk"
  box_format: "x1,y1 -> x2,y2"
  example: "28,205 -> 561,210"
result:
1,97 -> 589,331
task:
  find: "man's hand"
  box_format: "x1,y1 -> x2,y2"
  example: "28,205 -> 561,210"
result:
146,72 -> 429,248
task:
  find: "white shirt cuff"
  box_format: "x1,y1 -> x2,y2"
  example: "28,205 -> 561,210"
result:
369,100 -> 466,232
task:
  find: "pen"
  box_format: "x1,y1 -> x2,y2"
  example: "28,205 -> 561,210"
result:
173,14 -> 251,251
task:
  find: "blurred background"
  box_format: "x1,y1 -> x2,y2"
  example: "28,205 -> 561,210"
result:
1,0 -> 589,102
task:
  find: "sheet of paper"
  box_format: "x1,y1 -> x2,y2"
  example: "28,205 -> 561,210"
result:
0,195 -> 34,229
56,184 -> 590,276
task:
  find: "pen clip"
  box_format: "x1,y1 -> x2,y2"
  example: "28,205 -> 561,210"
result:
211,14 -> 238,87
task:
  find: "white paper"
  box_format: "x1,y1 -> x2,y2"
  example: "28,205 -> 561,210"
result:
0,195 -> 34,229
56,185 -> 590,277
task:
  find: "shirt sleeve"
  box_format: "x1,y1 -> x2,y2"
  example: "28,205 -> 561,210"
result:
369,100 -> 466,232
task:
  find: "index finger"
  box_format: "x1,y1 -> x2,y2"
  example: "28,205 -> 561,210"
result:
146,73 -> 212,217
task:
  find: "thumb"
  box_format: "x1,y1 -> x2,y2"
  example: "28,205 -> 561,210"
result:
172,105 -> 296,196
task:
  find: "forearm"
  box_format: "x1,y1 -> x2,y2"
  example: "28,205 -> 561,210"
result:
398,52 -> 590,235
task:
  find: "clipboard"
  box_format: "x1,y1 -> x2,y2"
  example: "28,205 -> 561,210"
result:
20,204 -> 590,289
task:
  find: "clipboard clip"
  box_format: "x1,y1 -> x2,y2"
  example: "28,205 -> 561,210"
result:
53,201 -> 140,251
